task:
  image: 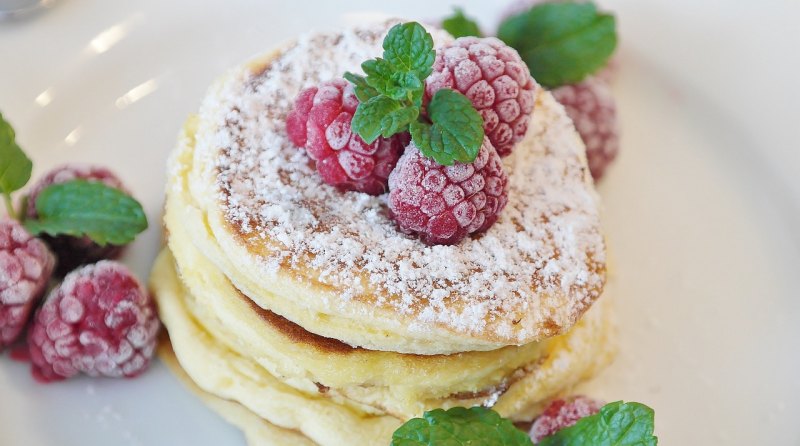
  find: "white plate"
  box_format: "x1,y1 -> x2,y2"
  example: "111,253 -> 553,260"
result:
1,1 -> 798,444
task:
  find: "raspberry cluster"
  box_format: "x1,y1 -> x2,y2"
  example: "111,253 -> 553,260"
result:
0,163 -> 158,384
286,34 -> 538,245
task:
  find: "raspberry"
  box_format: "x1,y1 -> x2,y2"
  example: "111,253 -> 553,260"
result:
27,261 -> 159,382
0,218 -> 55,349
529,396 -> 603,443
388,137 -> 508,245
426,37 -> 538,157
26,164 -> 128,275
551,76 -> 619,181
286,79 -> 407,195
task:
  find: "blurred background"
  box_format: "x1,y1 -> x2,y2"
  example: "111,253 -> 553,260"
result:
0,1 -> 798,445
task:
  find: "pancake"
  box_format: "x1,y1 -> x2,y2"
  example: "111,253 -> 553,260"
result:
164,188 -> 615,418
151,249 -> 614,445
176,19 -> 606,355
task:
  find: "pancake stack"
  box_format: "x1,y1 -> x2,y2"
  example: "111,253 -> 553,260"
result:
150,20 -> 614,446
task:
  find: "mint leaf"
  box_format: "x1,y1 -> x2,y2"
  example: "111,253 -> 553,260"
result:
344,72 -> 379,102
383,22 -> 435,79
391,407 -> 533,446
411,89 -> 484,165
351,96 -> 403,144
498,2 -> 617,88
25,180 -> 148,246
0,112 -> 33,197
380,106 -> 418,138
539,401 -> 658,446
442,7 -> 482,38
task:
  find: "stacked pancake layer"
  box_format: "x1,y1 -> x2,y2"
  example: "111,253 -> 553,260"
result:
150,20 -> 613,446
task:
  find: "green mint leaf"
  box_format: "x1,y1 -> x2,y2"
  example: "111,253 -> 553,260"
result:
344,72 -> 379,102
380,106 -> 418,138
387,72 -> 423,101
351,96 -> 403,144
498,2 -> 617,88
382,22 -> 436,79
0,111 -> 33,196
442,7 -> 482,38
24,180 -> 148,246
412,89 -> 484,166
539,401 -> 658,446
391,407 -> 533,446
362,58 -> 397,95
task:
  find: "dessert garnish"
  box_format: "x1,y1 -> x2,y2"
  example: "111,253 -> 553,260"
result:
390,399 -> 658,445
344,22 -> 485,166
28,261 -> 159,382
287,21 -> 540,244
1,111 -> 156,382
25,164 -> 130,274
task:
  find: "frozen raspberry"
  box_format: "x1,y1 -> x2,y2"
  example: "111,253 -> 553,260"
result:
426,37 -> 538,157
551,76 -> 619,181
0,218 -> 55,349
530,396 -> 603,443
27,261 -> 159,382
286,79 -> 407,195
26,164 -> 128,275
388,138 -> 508,245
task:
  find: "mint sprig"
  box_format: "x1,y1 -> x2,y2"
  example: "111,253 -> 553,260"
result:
346,22 -> 484,166
539,401 -> 658,446
25,180 -> 148,246
0,112 -> 33,219
498,2 -> 617,88
390,401 -> 657,446
442,7 -> 482,38
391,407 -> 532,446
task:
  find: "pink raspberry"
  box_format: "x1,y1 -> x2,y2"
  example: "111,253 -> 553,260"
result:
551,76 -> 619,181
0,218 -> 55,349
530,396 -> 603,443
286,79 -> 407,195
388,137 -> 508,245
425,37 -> 538,157
27,261 -> 159,382
26,164 -> 127,275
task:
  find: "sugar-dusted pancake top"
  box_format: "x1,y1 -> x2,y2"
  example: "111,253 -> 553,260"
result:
194,20 -> 606,345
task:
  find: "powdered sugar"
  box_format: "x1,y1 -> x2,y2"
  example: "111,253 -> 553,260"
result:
203,21 -> 605,340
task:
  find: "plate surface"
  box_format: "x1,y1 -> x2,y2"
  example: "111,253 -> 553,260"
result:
1,1 -> 798,444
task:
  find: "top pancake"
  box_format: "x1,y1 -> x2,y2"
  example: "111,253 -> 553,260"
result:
182,20 -> 606,354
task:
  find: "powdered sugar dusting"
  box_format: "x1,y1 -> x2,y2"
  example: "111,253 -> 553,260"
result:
204,21 -> 605,341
